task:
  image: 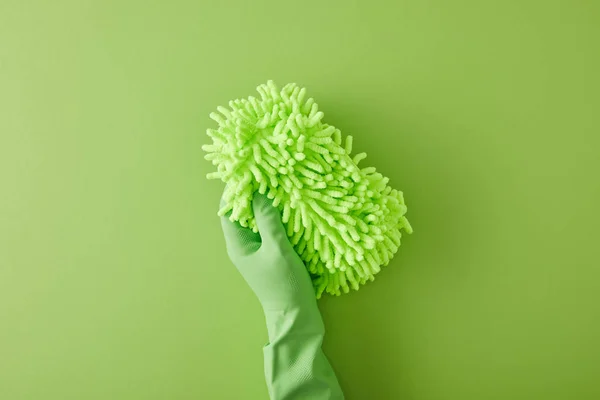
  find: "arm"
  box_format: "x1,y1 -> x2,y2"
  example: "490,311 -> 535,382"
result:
263,307 -> 343,399
220,193 -> 344,400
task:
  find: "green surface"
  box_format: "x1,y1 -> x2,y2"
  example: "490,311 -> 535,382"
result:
1,1 -> 599,399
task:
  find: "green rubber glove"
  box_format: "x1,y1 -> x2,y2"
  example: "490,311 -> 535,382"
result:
220,192 -> 345,400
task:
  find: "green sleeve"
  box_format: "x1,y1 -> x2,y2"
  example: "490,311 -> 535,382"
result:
263,307 -> 344,400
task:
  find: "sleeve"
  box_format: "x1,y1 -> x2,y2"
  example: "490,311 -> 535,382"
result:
262,307 -> 345,400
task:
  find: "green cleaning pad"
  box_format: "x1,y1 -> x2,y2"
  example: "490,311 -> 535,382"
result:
203,81 -> 412,297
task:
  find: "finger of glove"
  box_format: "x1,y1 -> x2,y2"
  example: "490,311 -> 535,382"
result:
219,199 -> 261,258
252,193 -> 290,249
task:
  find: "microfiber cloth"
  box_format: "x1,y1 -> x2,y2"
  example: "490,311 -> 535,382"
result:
203,81 -> 412,297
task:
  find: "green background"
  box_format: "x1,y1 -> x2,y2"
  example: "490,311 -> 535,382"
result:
1,1 -> 599,399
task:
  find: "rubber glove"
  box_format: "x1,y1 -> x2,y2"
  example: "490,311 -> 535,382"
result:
220,192 -> 345,400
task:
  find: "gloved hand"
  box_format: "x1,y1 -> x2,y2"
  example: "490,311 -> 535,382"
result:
220,192 -> 318,314
220,192 -> 344,400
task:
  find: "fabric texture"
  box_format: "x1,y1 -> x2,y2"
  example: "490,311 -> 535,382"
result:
203,81 -> 411,297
